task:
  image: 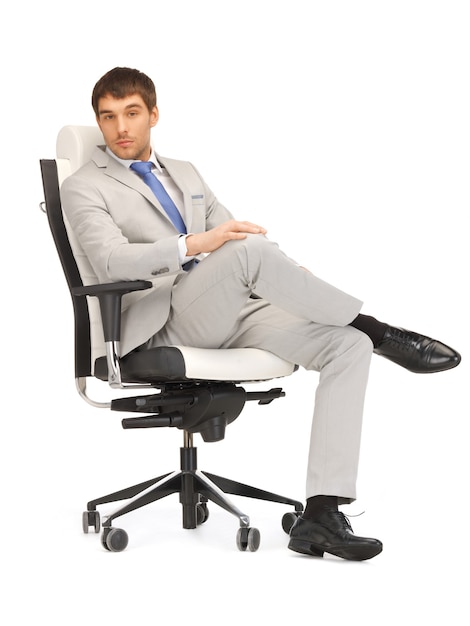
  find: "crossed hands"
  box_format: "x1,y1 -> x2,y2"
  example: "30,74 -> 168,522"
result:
185,219 -> 267,256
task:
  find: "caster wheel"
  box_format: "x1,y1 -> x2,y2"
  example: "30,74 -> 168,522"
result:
196,503 -> 209,525
101,527 -> 129,552
236,527 -> 260,552
82,510 -> 100,534
282,511 -> 301,534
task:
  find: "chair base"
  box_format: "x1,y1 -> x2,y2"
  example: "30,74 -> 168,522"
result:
83,432 -> 303,551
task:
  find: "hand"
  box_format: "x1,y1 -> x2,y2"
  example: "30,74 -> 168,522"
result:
185,219 -> 267,256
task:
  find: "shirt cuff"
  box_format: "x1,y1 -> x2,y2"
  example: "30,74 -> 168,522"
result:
178,234 -> 195,265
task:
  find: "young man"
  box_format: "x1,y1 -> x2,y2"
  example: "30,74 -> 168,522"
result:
60,67 -> 460,561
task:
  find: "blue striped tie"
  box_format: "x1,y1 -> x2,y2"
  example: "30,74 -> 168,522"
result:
130,161 -> 186,234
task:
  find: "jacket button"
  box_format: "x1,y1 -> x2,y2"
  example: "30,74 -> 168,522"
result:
151,267 -> 169,275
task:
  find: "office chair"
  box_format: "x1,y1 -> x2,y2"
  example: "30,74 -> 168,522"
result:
40,125 -> 303,552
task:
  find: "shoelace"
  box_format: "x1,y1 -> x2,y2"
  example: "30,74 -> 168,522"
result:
336,511 -> 353,531
327,509 -> 365,531
322,509 -> 354,532
386,328 -> 417,351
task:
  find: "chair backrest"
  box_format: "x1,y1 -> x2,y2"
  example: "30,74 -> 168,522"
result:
56,125 -> 104,176
40,126 -> 105,378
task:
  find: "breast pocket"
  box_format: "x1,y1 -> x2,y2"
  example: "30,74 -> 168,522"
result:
191,193 -> 205,207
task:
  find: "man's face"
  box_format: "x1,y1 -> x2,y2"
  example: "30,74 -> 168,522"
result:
96,93 -> 158,161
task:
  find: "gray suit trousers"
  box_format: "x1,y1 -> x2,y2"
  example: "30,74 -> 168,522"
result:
147,235 -> 373,502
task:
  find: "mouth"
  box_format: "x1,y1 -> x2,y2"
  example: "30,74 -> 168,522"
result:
116,139 -> 133,148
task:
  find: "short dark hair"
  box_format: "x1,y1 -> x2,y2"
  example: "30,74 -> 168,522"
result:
92,67 -> 157,115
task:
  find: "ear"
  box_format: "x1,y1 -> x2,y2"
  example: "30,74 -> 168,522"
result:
150,106 -> 159,128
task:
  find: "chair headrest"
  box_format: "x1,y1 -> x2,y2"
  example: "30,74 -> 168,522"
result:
56,125 -> 104,174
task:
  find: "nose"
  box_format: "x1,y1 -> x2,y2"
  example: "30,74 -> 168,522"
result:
116,115 -> 128,135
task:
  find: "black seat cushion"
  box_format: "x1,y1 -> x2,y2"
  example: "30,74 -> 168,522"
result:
94,346 -> 188,384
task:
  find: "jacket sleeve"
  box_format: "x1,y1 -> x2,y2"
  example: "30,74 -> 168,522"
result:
60,172 -> 182,283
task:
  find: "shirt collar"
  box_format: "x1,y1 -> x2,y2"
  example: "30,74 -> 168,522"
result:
106,147 -> 162,172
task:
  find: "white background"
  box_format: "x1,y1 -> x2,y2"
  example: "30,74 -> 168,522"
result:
2,1 -> 469,624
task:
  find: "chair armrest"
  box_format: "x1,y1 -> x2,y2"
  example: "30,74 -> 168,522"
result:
72,280 -> 152,342
72,280 -> 152,389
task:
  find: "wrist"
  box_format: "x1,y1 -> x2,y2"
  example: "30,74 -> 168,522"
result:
185,233 -> 199,256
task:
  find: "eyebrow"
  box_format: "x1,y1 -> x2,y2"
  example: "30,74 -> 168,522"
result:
98,102 -> 144,116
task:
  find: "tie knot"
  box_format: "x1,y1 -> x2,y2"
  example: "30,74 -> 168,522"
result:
130,161 -> 153,177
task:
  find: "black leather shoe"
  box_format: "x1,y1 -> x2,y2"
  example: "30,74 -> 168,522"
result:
288,510 -> 382,561
374,326 -> 461,373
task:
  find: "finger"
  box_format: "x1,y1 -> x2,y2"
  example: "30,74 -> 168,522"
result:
238,221 -> 267,234
225,231 -> 248,241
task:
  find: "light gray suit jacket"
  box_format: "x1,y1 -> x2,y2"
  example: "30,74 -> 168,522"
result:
60,145 -> 233,356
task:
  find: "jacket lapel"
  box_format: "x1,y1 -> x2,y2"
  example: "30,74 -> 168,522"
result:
92,146 -> 179,229
157,155 -> 194,231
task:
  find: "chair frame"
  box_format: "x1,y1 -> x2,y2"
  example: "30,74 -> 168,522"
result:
40,157 -> 303,552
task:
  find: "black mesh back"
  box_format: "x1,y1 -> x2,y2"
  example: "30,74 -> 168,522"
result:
40,159 -> 93,378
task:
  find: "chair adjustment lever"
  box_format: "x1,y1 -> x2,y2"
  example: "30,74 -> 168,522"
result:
121,413 -> 184,429
246,387 -> 285,405
111,393 -> 195,413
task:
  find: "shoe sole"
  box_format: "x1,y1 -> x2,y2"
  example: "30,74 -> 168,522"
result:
288,538 -> 383,561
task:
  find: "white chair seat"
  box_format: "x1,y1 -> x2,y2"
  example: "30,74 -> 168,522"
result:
175,346 -> 295,381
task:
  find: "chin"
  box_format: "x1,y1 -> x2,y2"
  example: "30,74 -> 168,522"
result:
112,147 -> 136,161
